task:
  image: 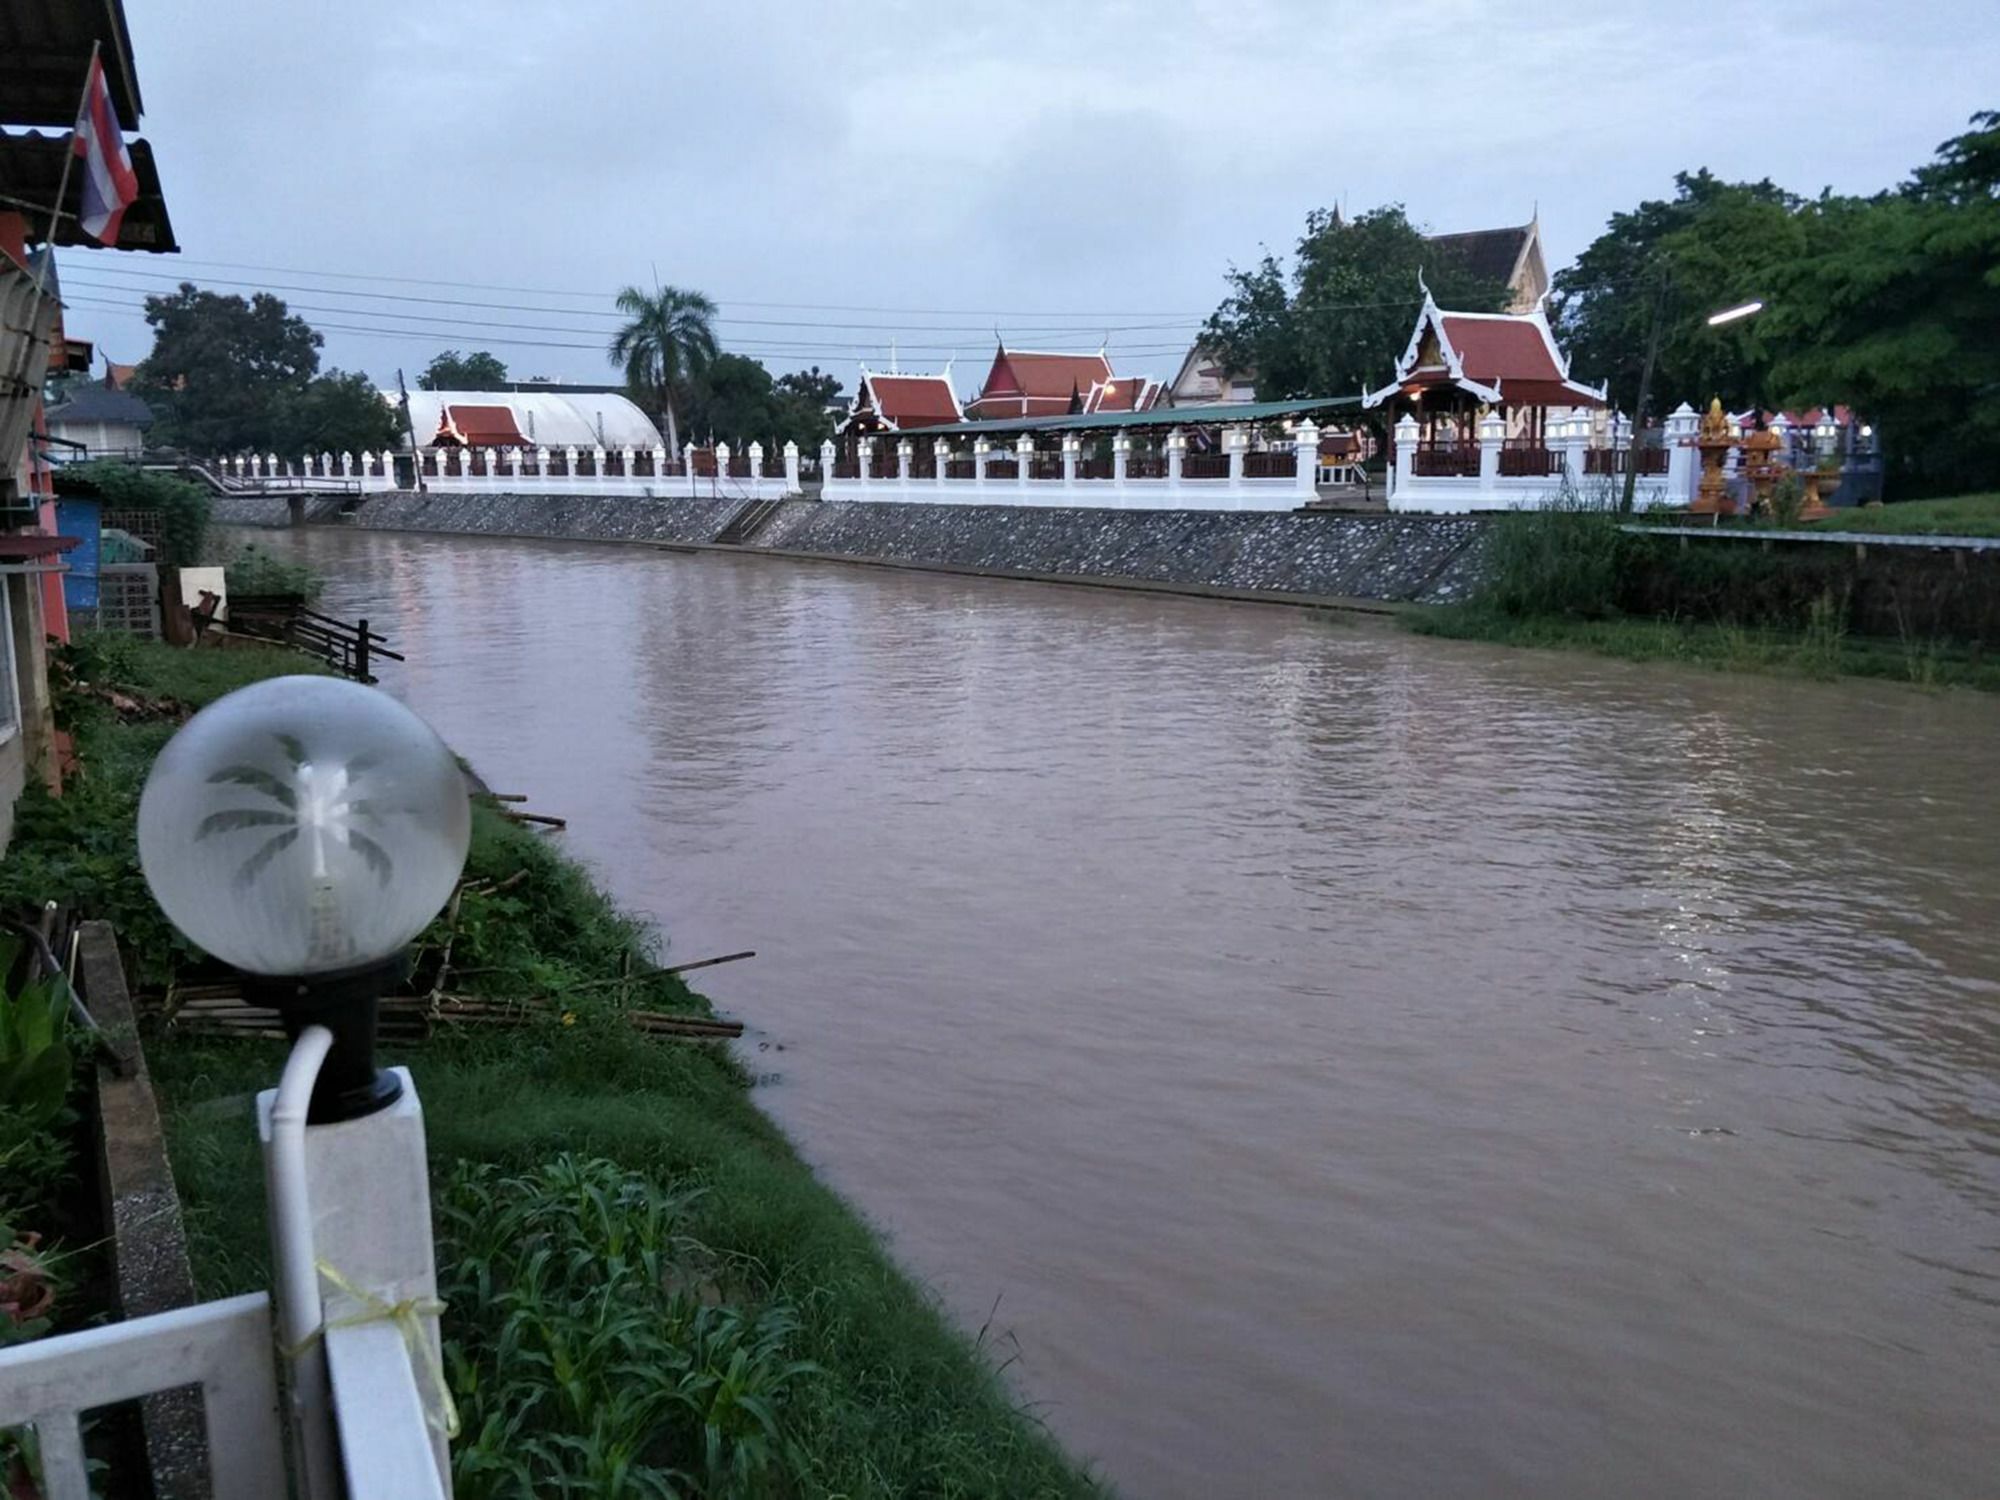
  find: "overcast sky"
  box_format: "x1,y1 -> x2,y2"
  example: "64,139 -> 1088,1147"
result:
55,0 -> 2000,397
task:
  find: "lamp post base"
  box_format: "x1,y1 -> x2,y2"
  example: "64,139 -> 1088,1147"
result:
243,952 -> 410,1124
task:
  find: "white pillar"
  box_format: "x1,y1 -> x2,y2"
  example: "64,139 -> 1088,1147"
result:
749,442 -> 766,484
1770,412 -> 1793,467
479,447 -> 496,486
784,440 -> 801,492
1662,402 -> 1698,506
817,439 -> 835,492
1166,428 -> 1185,491
932,437 -> 951,490
506,447 -> 521,484
973,438 -> 990,489
714,443 -> 731,490
320,451 -> 334,477
1061,434 -> 1079,490
563,445 -> 578,483
258,1068 -> 450,1496
1293,420 -> 1319,498
1112,434 -> 1129,488
621,444 -> 636,482
1562,413 -> 1590,482
652,444 -> 667,480
684,443 -> 699,495
896,438 -> 912,484
1225,426 -> 1246,492
267,452 -> 280,477
854,438 -> 873,496
1014,433 -> 1034,494
1393,414 -> 1418,499
1478,410 -> 1505,489
339,451 -> 352,477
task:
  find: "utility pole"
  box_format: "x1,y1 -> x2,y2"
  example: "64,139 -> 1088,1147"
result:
395,366 -> 424,492
1623,267 -> 1672,512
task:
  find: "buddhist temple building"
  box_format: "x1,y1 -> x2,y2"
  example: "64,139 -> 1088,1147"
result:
838,368 -> 964,436
965,345 -> 1116,421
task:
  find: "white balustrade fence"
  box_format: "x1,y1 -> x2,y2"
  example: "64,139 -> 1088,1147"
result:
817,423 -> 1324,512
1387,404 -> 1702,513
238,442 -> 804,499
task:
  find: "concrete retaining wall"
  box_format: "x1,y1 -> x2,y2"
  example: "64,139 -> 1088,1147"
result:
214,492 -> 1496,607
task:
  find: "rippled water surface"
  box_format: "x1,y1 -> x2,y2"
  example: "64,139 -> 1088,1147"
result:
246,527 -> 2000,1498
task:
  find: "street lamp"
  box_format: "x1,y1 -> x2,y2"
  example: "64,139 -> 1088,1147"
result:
137,675 -> 470,1121
1706,300 -> 1765,327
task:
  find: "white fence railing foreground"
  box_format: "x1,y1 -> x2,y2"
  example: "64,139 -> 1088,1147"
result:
0,1294 -> 285,1500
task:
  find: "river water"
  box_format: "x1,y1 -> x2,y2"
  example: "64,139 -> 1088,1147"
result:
238,527 -> 2000,1498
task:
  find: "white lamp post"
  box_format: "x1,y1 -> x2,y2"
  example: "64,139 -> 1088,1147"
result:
138,676 -> 469,1497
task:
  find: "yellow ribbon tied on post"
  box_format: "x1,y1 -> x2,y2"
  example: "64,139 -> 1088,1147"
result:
300,1259 -> 462,1441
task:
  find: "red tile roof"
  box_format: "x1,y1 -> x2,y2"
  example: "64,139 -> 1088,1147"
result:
436,403 -> 531,447
967,347 -> 1113,418
1083,377 -> 1158,414
1436,315 -> 1564,386
864,373 -> 961,429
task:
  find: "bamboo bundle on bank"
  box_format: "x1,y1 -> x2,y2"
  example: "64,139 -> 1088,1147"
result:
161,991 -> 744,1043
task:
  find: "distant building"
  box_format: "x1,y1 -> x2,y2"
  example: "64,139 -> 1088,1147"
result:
43,380 -> 152,457
1082,375 -> 1162,414
1168,215 -> 1551,406
838,368 -> 964,435
404,389 -> 664,450
965,345 -> 1115,421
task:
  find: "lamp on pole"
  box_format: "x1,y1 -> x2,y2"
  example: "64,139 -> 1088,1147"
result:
137,675 -> 470,1496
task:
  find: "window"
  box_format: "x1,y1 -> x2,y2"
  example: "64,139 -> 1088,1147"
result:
0,576 -> 19,747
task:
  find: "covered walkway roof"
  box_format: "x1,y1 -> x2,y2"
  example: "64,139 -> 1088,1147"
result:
897,395 -> 1359,440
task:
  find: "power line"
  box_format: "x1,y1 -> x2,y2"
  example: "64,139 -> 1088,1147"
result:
58,274 -> 1197,340
54,292 -> 1193,360
59,252 -> 1214,322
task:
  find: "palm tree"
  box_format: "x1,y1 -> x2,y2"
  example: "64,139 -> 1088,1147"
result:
608,285 -> 718,455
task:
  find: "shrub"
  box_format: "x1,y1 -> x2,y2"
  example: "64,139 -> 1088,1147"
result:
51,460 -> 211,565
218,543 -> 322,602
439,1156 -> 818,1499
1477,501 -> 1630,619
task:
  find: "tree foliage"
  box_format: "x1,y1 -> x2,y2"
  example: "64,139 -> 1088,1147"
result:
682,358 -> 843,451
1550,172 -> 1804,417
418,349 -> 510,391
132,284 -> 322,453
1201,205 -> 1510,410
608,285 -> 718,454
1764,110 -> 2000,496
129,284 -> 397,457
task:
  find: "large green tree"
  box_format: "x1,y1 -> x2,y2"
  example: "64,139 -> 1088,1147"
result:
608,285 -> 718,454
1549,172 -> 1805,418
682,358 -> 844,451
418,349 -> 510,391
273,369 -> 401,457
1764,110 -> 2000,496
132,284 -> 322,453
1201,205 -> 1510,411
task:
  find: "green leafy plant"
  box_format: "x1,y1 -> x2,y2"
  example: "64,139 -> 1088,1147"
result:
439,1156 -> 818,1499
1768,471 -> 1808,527
0,936 -> 74,1139
219,543 -> 323,602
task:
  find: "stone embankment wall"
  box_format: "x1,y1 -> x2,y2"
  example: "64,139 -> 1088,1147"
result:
211,493 -> 1495,607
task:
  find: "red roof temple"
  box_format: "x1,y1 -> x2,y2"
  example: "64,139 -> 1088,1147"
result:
965,345 -> 1115,421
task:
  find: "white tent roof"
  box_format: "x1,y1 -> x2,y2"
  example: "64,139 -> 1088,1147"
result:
404,390 -> 664,449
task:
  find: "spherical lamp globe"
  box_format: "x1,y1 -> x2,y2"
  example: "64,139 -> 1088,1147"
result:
137,676 -> 470,977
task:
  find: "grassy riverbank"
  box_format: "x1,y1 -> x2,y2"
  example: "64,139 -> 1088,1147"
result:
1406,505 -> 1999,691
1809,492 -> 2000,537
9,636 -> 1099,1498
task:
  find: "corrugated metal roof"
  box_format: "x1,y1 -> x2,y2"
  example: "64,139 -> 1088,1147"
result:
0,0 -> 143,129
0,129 -> 174,251
901,396 -> 1359,440
44,381 -> 152,425
405,390 -> 664,450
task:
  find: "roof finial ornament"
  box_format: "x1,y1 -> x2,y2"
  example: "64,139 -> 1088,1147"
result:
1416,266 -> 1431,300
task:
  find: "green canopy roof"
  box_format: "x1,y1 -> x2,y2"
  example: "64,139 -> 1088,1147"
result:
899,396 -> 1359,440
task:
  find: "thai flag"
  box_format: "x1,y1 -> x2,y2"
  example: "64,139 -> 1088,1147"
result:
72,56 -> 138,245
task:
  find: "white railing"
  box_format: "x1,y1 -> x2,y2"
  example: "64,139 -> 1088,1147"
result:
1387,406 -> 1701,513
216,441 -> 803,500
0,1051 -> 450,1500
0,1295 -> 286,1500
819,423 -> 1325,513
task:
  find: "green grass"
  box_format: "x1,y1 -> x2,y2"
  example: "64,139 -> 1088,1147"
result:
21,635 -> 1102,1498
1808,492 -> 2000,537
1407,605 -> 2000,691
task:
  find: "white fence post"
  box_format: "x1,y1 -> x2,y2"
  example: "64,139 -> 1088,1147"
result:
1478,411 -> 1505,489
854,438 -> 873,497
817,439 -> 835,493
1014,433 -> 1033,495
1225,426 -> 1246,495
1293,420 -> 1319,498
1166,428 -> 1184,494
784,440 -> 801,492
1112,434 -> 1129,489
1393,414 -> 1418,501
896,438 -> 912,486
1664,402 -> 1698,506
973,438 -> 990,490
750,442 -> 766,488
933,437 -> 950,491
1061,434 -> 1078,491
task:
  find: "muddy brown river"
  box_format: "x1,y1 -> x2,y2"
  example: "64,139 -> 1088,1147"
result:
239,526 -> 2000,1498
